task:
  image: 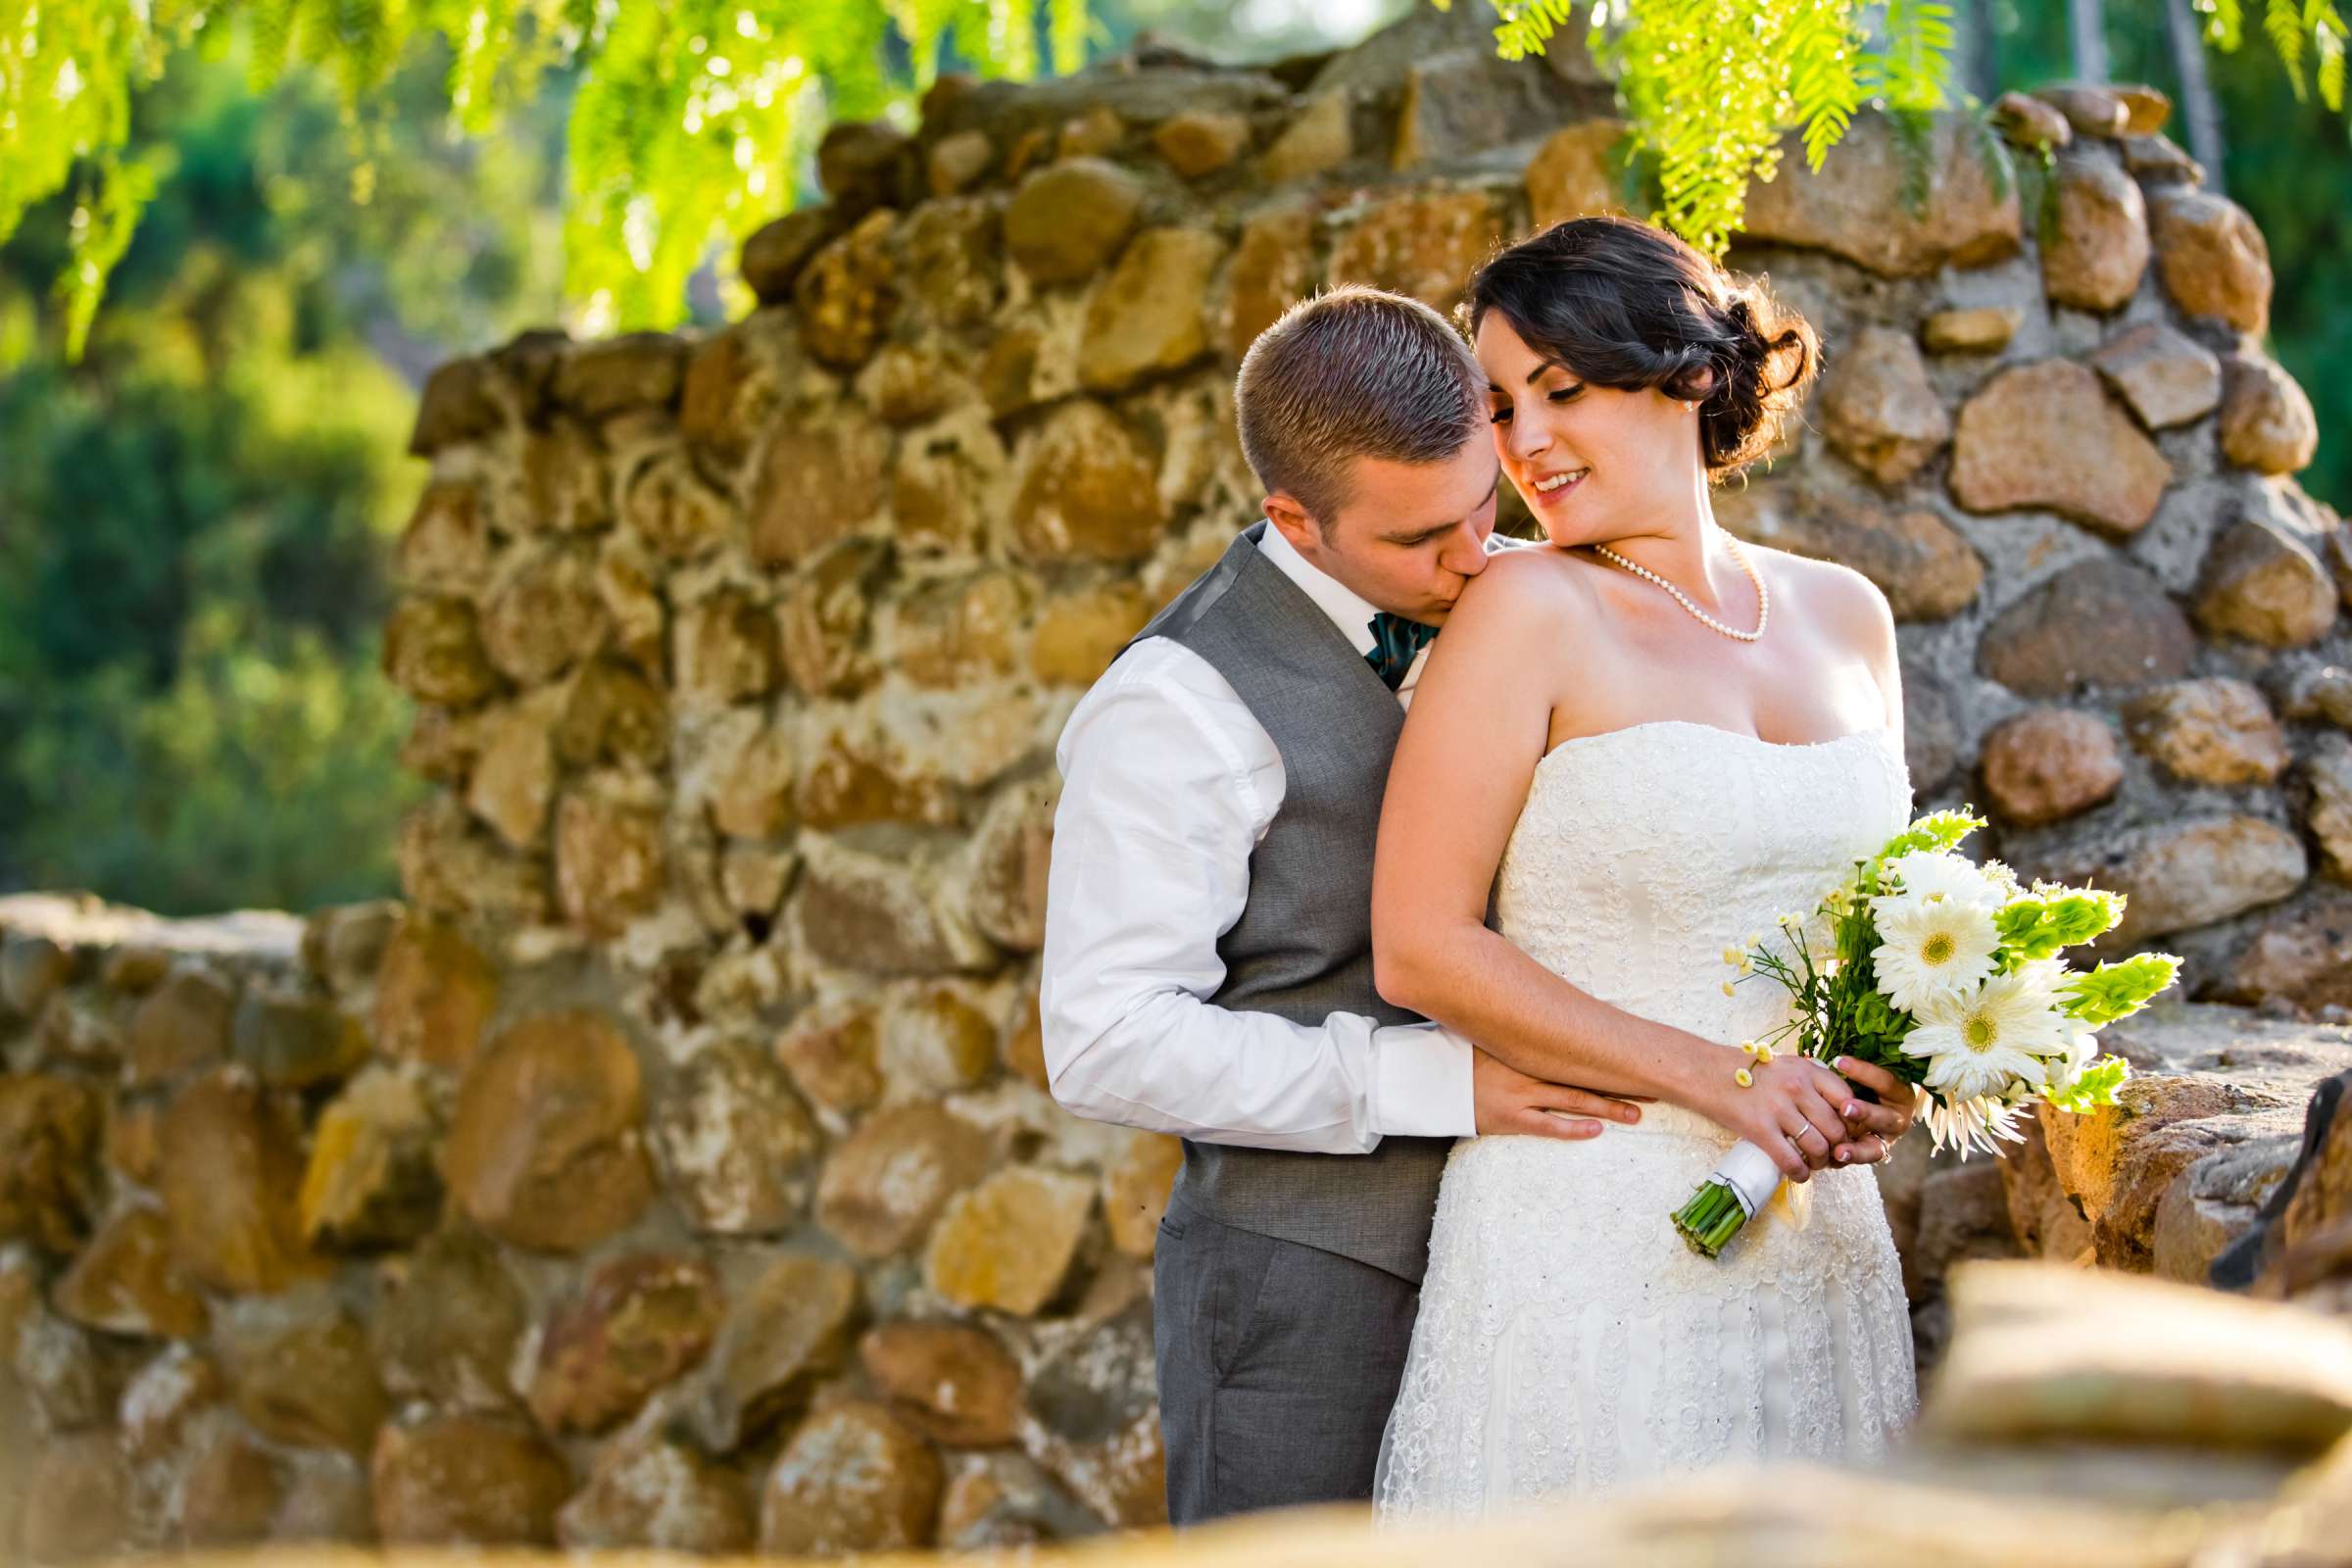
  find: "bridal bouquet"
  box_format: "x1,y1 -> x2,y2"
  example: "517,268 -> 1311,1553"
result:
1671,808 -> 2180,1259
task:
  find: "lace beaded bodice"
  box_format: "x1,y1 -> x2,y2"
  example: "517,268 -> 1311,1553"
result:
1374,719 -> 1919,1520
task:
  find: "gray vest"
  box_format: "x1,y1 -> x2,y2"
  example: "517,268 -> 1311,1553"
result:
1120,522 -> 1451,1282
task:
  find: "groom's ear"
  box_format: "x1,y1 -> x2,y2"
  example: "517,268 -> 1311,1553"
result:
1263,492 -> 1321,556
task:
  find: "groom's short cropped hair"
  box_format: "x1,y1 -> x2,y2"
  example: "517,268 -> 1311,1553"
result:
1236,285 -> 1487,532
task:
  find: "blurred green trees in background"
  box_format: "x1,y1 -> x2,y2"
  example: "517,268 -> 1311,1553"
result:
0,40 -> 570,909
1,0 -> 2347,914
1985,0 -> 2352,510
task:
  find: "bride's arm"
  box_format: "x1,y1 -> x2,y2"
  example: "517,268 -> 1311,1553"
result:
1371,558 -> 1720,1105
1370,557 -> 1842,1176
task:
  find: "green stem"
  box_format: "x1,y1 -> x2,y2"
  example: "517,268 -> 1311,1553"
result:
1670,1179 -> 1752,1259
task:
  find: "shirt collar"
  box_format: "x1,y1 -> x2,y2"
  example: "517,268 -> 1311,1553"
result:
1254,521 -> 1381,658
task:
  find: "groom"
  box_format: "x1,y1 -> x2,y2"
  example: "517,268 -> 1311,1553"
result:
1040,286 -> 1910,1523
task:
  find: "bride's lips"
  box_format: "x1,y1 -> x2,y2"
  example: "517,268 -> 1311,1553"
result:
1524,467 -> 1590,508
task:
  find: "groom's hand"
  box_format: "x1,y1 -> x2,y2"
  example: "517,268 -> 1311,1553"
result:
1473,1051 -> 1644,1141
1828,1055 -> 1917,1166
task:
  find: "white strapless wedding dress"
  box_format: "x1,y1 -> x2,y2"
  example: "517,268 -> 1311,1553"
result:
1373,719 -> 1919,1521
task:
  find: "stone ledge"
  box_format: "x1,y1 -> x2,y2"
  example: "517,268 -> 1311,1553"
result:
2003,1004 -> 2352,1281
0,894 -> 305,965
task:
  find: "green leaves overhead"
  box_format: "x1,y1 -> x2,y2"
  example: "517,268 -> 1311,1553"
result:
60,148 -> 163,362
564,0 -> 810,334
1474,0 -> 1946,255
1485,0 -> 2341,258
1786,0 -> 1867,170
1628,0 -> 1797,256
1877,0 -> 1955,113
6,0 -> 1094,357
2208,0 -> 2246,51
10,0 -> 2352,352
2207,0 -> 2345,108
1485,0 -> 1579,61
2267,0 -> 2350,109
946,0 -> 1092,83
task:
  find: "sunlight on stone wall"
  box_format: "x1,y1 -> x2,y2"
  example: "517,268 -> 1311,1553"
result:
7,2 -> 2352,1556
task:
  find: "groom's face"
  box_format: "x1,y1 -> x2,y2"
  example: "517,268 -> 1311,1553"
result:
1270,441 -> 1500,626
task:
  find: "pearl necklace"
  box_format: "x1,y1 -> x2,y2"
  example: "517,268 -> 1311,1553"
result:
1592,538 -> 1770,643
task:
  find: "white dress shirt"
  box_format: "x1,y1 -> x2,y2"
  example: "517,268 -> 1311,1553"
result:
1041,523 -> 1478,1154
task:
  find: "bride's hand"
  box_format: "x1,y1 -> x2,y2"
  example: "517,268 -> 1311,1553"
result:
1827,1055 -> 1915,1167
1707,1052 -> 1856,1183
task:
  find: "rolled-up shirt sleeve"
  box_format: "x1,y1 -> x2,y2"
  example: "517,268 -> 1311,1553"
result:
1041,639 -> 1477,1152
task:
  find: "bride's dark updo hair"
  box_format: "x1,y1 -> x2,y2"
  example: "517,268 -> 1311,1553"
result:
1465,216 -> 1819,480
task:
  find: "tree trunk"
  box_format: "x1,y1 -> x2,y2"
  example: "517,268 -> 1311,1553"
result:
2069,0 -> 2109,81
2163,0 -> 2230,192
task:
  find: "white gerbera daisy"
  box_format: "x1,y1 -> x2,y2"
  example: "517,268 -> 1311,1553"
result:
1871,895 -> 2000,1014
1901,968 -> 2071,1101
1919,1090 -> 2033,1158
1875,850 -> 2001,913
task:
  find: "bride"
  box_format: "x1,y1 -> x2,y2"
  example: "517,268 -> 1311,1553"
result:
1369,218 -> 1919,1517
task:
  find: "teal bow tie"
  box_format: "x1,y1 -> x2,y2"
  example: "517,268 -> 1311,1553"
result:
1366,612 -> 1439,691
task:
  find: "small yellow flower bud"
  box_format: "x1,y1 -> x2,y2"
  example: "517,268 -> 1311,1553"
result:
1754,1044 -> 1775,1064
1722,980 -> 1738,997
1735,1067 -> 1754,1088
1723,946 -> 1742,966
1740,1040 -> 1759,1055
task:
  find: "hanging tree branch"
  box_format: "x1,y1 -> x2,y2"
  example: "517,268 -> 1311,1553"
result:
3,0 -> 1096,360
5,0 -> 2348,360
1460,0 -> 2345,260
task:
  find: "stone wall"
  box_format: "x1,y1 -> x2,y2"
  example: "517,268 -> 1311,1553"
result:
1,891 -> 1168,1554
10,3 -> 2352,1557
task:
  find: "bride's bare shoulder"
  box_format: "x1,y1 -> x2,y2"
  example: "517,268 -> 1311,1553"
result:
1747,542 -> 1894,643
1449,539 -> 1611,637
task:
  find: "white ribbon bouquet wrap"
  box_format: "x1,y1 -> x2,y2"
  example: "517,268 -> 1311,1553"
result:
1671,809 -> 2180,1259
1704,1139 -> 1814,1233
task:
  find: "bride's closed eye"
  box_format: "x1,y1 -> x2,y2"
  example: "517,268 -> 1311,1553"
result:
1489,386 -> 1585,423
